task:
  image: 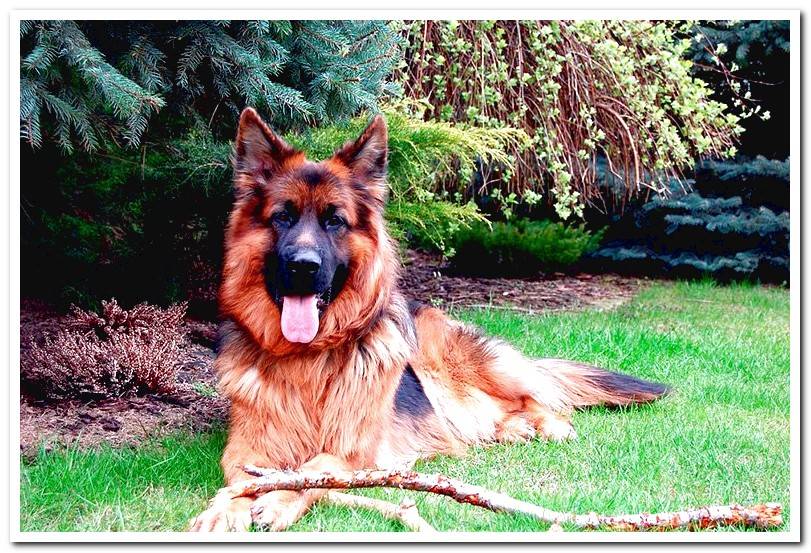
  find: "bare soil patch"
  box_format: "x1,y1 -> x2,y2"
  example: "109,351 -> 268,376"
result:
400,250 -> 645,314
20,251 -> 644,454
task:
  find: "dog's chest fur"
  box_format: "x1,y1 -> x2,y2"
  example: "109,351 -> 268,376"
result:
217,318 -> 411,468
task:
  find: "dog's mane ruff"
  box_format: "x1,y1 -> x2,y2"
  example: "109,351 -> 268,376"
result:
217,214 -> 417,461
215,268 -> 415,468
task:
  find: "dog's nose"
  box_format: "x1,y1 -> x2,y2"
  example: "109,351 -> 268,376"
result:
288,250 -> 321,277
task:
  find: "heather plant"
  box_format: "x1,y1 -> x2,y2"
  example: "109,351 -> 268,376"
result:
21,299 -> 188,400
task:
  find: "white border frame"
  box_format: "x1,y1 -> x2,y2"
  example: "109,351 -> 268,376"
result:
7,9 -> 801,544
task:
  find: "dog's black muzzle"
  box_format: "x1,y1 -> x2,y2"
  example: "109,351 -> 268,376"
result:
265,245 -> 338,304
280,248 -> 323,295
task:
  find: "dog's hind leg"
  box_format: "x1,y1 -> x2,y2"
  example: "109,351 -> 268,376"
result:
473,339 -> 579,442
475,338 -> 668,442
494,399 -> 577,444
411,306 -> 578,445
411,306 -> 667,448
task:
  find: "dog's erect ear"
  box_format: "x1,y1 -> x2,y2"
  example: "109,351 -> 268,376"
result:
333,114 -> 388,202
233,107 -> 297,188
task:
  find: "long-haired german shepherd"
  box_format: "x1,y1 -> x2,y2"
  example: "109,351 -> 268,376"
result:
189,108 -> 668,532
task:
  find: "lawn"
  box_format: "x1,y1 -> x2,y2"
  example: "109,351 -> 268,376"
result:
19,280 -> 791,533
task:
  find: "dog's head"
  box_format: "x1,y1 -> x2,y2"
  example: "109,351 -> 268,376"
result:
220,108 -> 397,354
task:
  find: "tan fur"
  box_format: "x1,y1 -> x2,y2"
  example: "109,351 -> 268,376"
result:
189,109 -> 666,532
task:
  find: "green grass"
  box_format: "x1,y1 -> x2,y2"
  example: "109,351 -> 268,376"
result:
19,280 -> 791,533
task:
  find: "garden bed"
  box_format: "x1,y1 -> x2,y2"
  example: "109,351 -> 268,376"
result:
20,299 -> 226,456
19,251 -> 644,455
401,250 -> 644,313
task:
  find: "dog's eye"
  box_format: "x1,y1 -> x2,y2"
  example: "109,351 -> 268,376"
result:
325,214 -> 345,230
273,210 -> 293,226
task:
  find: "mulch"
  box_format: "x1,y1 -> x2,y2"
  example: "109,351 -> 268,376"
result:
19,250 -> 645,456
400,250 -> 644,313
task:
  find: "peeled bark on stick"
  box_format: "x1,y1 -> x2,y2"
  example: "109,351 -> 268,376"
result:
236,465 -> 782,532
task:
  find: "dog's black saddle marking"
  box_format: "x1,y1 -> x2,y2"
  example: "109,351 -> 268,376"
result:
394,364 -> 433,418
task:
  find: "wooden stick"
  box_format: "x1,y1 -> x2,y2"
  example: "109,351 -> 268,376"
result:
236,465 -> 782,532
325,491 -> 436,532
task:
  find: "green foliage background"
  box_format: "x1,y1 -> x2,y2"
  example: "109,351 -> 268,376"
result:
396,20 -> 744,219
21,107 -> 523,311
19,19 -> 786,308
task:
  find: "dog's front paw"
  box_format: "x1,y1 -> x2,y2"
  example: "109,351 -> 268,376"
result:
250,490 -> 307,532
189,495 -> 253,532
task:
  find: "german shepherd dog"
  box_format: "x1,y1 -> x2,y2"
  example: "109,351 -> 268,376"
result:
189,108 -> 668,532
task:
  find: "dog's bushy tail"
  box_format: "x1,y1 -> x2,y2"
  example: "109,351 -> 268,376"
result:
534,359 -> 669,410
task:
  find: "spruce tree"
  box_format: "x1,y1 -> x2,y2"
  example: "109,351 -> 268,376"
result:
589,157 -> 789,283
20,20 -> 403,152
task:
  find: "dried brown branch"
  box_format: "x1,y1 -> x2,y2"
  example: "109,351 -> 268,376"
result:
325,491 -> 436,532
237,465 -> 782,532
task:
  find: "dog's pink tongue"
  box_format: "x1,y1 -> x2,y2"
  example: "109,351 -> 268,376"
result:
281,295 -> 319,343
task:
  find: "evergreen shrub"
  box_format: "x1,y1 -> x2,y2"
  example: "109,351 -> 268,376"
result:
589,157 -> 790,283
449,219 -> 604,278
